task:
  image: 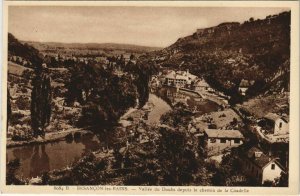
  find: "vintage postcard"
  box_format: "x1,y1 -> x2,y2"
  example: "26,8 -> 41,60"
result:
1,1 -> 299,195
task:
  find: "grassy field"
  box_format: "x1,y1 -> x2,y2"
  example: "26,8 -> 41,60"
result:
238,94 -> 289,118
8,61 -> 33,76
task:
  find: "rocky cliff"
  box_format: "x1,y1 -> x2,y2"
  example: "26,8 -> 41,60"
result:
157,11 -> 290,100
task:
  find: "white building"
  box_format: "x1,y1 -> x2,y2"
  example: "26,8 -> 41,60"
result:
243,147 -> 285,185
164,70 -> 197,88
194,79 -> 210,91
203,129 -> 244,155
259,113 -> 289,135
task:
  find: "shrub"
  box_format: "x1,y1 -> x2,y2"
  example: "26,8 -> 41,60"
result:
6,159 -> 25,185
15,96 -> 30,110
10,112 -> 25,125
20,87 -> 28,94
22,69 -> 34,81
263,180 -> 274,187
11,126 -> 32,141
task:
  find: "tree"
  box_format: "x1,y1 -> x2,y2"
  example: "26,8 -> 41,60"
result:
74,63 -> 137,132
275,171 -> 288,187
211,149 -> 253,186
130,54 -> 135,60
65,62 -> 101,105
157,126 -> 209,185
31,63 -> 52,138
133,57 -> 158,107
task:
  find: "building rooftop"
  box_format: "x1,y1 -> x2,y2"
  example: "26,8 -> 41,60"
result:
246,147 -> 285,170
247,147 -> 271,168
264,113 -> 288,123
204,129 -> 244,139
165,70 -> 197,82
195,79 -> 210,87
239,79 -> 255,88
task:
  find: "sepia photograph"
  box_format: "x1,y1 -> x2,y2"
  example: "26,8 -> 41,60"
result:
1,1 -> 299,194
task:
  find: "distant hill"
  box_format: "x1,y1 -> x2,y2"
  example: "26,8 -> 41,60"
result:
156,11 -> 290,101
8,33 -> 43,67
22,41 -> 162,57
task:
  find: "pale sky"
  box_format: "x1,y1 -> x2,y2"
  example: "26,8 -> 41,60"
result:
8,6 -> 290,47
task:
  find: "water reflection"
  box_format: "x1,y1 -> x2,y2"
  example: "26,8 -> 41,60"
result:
12,145 -> 34,162
81,134 -> 102,153
30,145 -> 50,178
7,134 -> 101,179
156,86 -> 220,114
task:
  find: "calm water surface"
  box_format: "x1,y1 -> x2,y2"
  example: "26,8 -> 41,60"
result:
147,94 -> 172,124
7,134 -> 101,179
156,86 -> 220,114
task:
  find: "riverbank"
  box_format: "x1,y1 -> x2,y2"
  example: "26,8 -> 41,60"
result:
178,86 -> 229,107
15,94 -> 170,184
6,128 -> 92,148
119,93 -> 171,127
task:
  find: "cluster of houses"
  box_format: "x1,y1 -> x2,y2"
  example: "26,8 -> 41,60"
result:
151,68 -> 288,185
197,111 -> 289,185
156,69 -> 214,92
200,127 -> 286,185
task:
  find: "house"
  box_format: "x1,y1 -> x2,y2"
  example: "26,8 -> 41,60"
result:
203,129 -> 244,155
164,70 -> 197,88
258,113 -> 289,135
243,147 -> 285,184
194,79 -> 210,92
238,79 -> 255,96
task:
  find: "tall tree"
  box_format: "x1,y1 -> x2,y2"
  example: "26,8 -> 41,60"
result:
31,63 -> 52,138
157,126 -> 209,185
134,56 -> 158,107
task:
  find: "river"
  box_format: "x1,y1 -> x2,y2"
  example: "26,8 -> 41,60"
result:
7,90 -> 219,179
155,86 -> 220,115
147,93 -> 172,124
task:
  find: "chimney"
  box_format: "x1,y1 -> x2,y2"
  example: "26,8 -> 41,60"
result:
255,151 -> 263,158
